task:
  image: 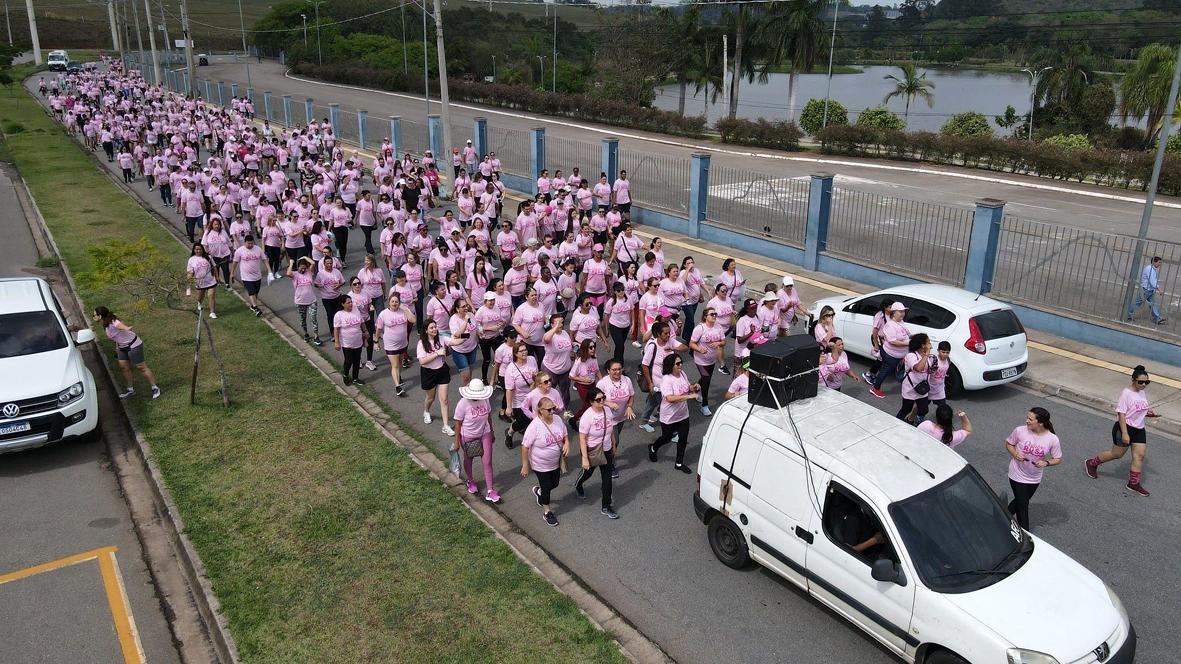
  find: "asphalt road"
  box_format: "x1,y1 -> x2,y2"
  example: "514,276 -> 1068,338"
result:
55,93 -> 1181,662
194,60 -> 1181,243
0,167 -> 181,664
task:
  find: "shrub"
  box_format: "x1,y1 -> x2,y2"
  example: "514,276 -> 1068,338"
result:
855,106 -> 905,131
800,99 -> 848,135
716,118 -> 803,151
1164,132 -> 1181,155
1045,133 -> 1092,151
940,112 -> 992,137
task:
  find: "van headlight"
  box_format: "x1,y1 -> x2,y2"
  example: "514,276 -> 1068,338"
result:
57,381 -> 84,405
1006,649 -> 1059,664
1105,583 -> 1129,625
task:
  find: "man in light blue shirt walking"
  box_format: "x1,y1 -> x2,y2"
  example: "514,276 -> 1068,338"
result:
1127,256 -> 1165,324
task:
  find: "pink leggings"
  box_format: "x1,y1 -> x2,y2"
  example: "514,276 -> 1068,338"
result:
462,431 -> 496,488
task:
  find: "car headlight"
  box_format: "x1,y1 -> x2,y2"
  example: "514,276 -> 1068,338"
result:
1105,583 -> 1130,625
58,381 -> 84,405
1006,649 -> 1059,664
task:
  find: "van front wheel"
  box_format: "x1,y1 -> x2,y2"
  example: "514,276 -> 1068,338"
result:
925,649 -> 969,664
707,516 -> 750,569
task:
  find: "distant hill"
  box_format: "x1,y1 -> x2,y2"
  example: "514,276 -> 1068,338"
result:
932,0 -> 1178,17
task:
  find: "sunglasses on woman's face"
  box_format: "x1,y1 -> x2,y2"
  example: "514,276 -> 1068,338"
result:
539,406 -> 554,413
1137,379 -> 1151,386
707,312 -> 717,317
540,378 -> 551,385
593,396 -> 605,403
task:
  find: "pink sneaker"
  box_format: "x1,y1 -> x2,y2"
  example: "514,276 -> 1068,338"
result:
1126,482 -> 1150,497
485,489 -> 501,503
1084,459 -> 1098,479
466,481 -> 478,494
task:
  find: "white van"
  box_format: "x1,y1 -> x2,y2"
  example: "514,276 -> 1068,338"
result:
693,390 -> 1135,664
47,50 -> 69,71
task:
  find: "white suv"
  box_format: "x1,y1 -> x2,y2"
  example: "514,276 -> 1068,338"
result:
0,278 -> 99,453
694,391 -> 1135,664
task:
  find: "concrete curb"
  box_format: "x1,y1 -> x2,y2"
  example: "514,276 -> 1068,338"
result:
27,84 -> 675,664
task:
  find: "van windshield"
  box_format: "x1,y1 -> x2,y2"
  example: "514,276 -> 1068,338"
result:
889,466 -> 1032,593
0,311 -> 69,358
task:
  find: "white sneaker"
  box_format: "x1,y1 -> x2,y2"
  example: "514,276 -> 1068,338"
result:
208,311 -> 218,319
267,272 -> 274,284
423,411 -> 432,424
364,360 -> 377,371
150,385 -> 162,399
631,340 -> 642,348
441,424 -> 455,436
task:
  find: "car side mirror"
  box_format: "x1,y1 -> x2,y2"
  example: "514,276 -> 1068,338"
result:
871,558 -> 906,586
75,329 -> 96,344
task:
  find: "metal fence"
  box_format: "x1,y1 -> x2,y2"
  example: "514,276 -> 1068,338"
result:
547,137 -> 601,184
620,149 -> 690,216
451,121 -> 474,153
992,215 -> 1181,337
704,167 -> 809,248
335,109 -> 360,145
827,188 -> 973,285
401,119 -> 430,156
488,126 -> 530,178
365,114 -> 388,150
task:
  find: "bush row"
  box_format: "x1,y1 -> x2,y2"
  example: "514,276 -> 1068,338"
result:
813,125 -> 1181,196
715,118 -> 803,151
292,63 -> 708,138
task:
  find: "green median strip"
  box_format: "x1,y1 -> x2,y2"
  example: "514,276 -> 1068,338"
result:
0,87 -> 628,663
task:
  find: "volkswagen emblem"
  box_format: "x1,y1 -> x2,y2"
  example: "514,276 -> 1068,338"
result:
1,403 -> 19,419
1093,642 -> 1110,662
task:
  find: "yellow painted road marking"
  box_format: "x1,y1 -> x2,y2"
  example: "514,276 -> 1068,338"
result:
0,546 -> 146,664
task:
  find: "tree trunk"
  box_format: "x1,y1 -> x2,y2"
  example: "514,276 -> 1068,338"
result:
678,79 -> 687,117
787,71 -> 798,123
729,6 -> 745,120
904,96 -> 911,124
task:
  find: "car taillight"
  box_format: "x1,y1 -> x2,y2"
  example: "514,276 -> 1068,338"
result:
965,317 -> 986,355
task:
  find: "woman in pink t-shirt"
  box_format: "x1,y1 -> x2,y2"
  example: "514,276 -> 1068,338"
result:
570,339 -> 601,422
520,396 -> 570,527
918,404 -> 972,448
94,306 -> 161,400
186,243 -> 218,319
375,293 -> 415,396
724,363 -> 750,400
1004,407 -> 1062,530
688,307 -> 727,417
1084,365 -> 1159,496
897,333 -> 932,424
574,387 -> 618,517
603,282 -> 634,365
542,314 -> 575,409
417,320 -> 455,436
818,338 -> 860,392
502,342 -> 539,448
333,294 -> 368,386
649,353 -> 699,473
452,379 -> 499,503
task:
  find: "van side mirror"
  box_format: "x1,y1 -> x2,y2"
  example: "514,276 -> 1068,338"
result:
871,558 -> 906,586
75,329 -> 96,344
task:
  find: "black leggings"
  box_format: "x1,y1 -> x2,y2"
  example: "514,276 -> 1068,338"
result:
653,418 -> 691,465
341,346 -> 362,381
575,449 -> 615,508
323,296 -> 343,327
361,225 -> 375,254
896,397 -> 930,423
122,167 -> 133,183
479,335 -> 502,381
526,343 -> 544,367
334,226 -> 350,263
609,323 -> 629,364
364,317 -> 376,362
264,245 -> 283,274
1008,479 -> 1040,531
213,257 -> 231,284
535,468 -> 561,506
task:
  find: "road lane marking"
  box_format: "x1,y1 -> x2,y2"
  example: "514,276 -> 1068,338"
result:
0,546 -> 146,664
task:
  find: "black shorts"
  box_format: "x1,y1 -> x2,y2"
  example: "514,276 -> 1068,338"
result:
385,346 -> 407,357
243,279 -> 261,295
421,364 -> 451,391
618,202 -> 632,214
511,407 -> 530,434
1112,422 -> 1147,447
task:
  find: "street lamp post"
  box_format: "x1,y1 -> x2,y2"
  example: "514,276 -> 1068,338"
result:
237,0 -> 251,92
300,14 -> 306,46
536,55 -> 545,90
305,0 -> 322,66
491,54 -> 496,82
821,0 -> 839,130
1022,66 -> 1053,140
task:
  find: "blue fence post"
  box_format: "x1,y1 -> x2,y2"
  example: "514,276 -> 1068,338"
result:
474,117 -> 488,160
305,98 -> 314,125
263,91 -> 273,122
964,198 -> 1006,295
230,82 -> 239,99
804,172 -> 835,272
329,103 -> 340,136
357,109 -> 368,150
203,79 -> 212,102
687,153 -> 711,240
282,95 -> 292,126
601,137 -> 619,183
530,127 -> 546,188
183,72 -> 191,96
216,80 -> 225,106
389,116 -> 402,155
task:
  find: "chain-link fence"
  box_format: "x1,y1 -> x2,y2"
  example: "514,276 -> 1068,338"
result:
827,188 -> 973,285
704,167 -> 809,247
620,150 -> 690,216
488,126 -> 530,178
992,215 -> 1181,338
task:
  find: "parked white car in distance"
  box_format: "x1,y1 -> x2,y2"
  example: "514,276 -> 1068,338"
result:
0,278 -> 99,454
811,284 -> 1028,394
693,390 -> 1135,664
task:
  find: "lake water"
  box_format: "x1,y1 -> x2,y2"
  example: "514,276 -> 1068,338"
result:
653,65 -> 1095,133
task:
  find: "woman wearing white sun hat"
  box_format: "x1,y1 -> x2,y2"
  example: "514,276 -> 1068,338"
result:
453,379 -> 501,503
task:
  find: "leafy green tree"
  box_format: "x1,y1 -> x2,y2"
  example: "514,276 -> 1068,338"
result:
1119,43 -> 1181,144
856,106 -> 904,129
1166,133 -> 1181,154
1045,133 -> 1092,150
995,105 -> 1020,134
882,62 -> 935,123
800,98 -> 847,135
941,112 -> 992,137
1034,41 -> 1097,108
756,0 -> 825,123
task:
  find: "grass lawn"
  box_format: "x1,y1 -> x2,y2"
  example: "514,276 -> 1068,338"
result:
0,86 -> 628,664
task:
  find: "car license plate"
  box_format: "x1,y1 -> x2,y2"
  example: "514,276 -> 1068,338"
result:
0,420 -> 31,436
1001,366 -> 1019,379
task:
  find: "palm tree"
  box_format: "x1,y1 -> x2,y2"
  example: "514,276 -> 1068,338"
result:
756,0 -> 825,123
1033,41 -> 1097,107
671,7 -> 706,117
682,26 -> 726,111
1119,43 -> 1181,145
728,4 -> 749,119
883,62 -> 935,124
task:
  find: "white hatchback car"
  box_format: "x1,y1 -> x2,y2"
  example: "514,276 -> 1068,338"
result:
0,278 -> 99,454
811,284 -> 1028,395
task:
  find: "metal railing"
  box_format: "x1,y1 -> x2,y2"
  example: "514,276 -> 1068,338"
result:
619,149 -> 690,215
827,188 -> 972,285
488,126 -> 530,178
992,215 -> 1180,337
401,118 -> 430,156
547,137 -> 601,185
335,109 -> 360,145
704,167 -> 809,247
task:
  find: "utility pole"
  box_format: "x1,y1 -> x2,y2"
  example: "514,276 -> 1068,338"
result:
143,0 -> 160,85
421,0 -> 428,120
24,0 -> 39,65
237,0 -> 251,91
722,34 -> 729,117
1121,44 -> 1181,323
5,0 -> 13,46
821,0 -> 839,130
158,0 -> 171,64
552,9 -> 557,92
431,0 -> 452,165
400,1 -> 407,73
107,0 -> 120,52
130,0 -> 145,63
314,0 -> 321,65
180,0 -> 195,97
